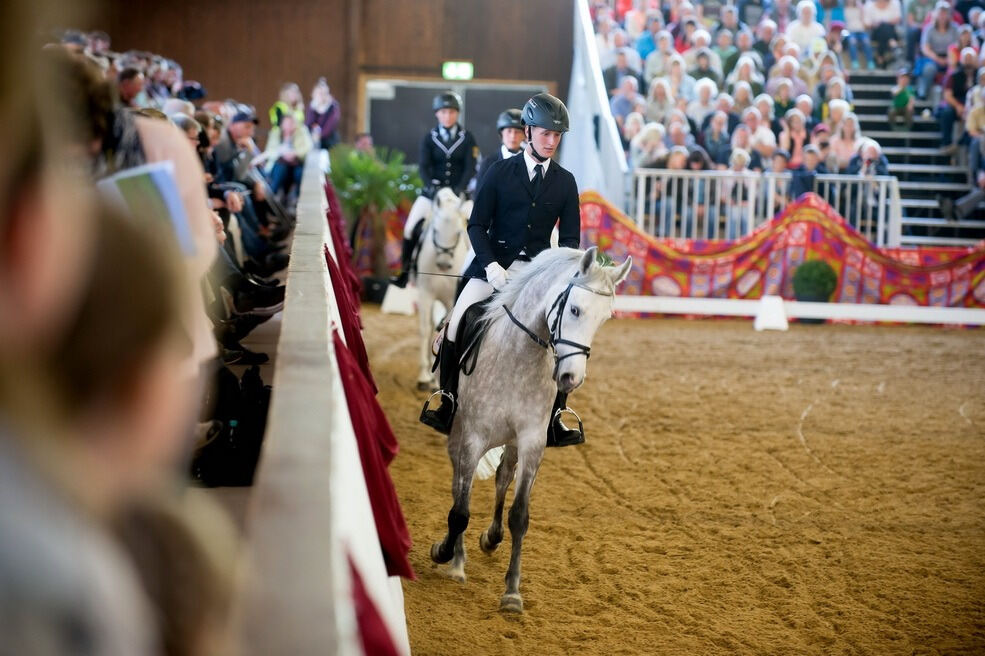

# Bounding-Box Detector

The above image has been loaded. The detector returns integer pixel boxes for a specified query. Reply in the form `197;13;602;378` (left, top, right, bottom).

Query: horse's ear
609;257;632;285
579;247;598;276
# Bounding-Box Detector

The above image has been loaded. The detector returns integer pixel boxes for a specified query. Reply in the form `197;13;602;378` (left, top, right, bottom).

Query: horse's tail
475;446;505;481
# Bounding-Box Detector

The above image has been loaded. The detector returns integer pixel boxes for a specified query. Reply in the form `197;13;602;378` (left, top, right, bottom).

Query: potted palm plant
329;145;421;289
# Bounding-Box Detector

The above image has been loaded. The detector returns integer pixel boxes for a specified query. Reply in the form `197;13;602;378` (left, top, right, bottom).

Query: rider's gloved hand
485;262;508;291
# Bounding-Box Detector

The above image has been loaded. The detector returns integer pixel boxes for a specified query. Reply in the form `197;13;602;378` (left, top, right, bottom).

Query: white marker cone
754;294;789;331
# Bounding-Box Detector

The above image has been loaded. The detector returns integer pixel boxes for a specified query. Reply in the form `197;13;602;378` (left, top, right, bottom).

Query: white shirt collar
501;144;521;159
523;148;551;181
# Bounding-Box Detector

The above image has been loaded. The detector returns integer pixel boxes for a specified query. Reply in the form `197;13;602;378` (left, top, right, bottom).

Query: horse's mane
480;248;587;326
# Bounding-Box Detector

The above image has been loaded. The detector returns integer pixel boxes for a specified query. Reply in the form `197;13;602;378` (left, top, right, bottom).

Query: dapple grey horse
429;246;631;613
414;187;470;390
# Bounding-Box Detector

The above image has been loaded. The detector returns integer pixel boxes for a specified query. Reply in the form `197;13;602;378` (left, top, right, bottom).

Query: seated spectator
703;110;734;167
611;76;647;127
754;20;779;63
825;97;852;132
700;92;742;133
622;111;647;154
846;137;891;175
644;30;677;83
754;93;781;133
947;24;980;70
602;29;644;71
306;77;341;150
963;87;985;167
945;124;985;219
811;122;833;159
795;94;818;131
906;0;938;63
767;56;809;96
916;4;959;99
118;67;146;108
845;0;877;68
691;49;723;85
743;105;778;158
771;148;794;205
727;56;765;96
865;0;905;67
667;54;698;101
790;143;829;197
830;112;864;170
262;113;313;201
773;78;797;117
714;28;739;69
688;78;719;125
779;108;810;168
637;15;667;61
739;0;770;26
731;124;766;169
605;48;647;96
666;115;697;149
647;78;677;123
764;35;788;74
889;67;917;129
354;131;375;153
726;28;764;77
819;79;853;123
938;46;980;150
268;82;305;127
596;16;618;63
715;5;749;34
685;30;724;77
630;121;670;168
674;16;701;53
800;38;834;86
624;0;649;41
725;148;755;237
825;20;849;61
771;0;799;33
732;80;756;112
786;0;827;51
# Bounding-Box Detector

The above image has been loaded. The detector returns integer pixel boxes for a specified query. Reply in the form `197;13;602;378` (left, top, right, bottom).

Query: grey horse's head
550;247;632;393
431;187;467;271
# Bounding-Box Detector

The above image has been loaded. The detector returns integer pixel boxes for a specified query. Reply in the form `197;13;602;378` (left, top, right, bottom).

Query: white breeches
403;195;433;239
446;259;527;342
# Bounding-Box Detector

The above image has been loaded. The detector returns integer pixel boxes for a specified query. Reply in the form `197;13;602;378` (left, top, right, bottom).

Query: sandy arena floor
362;306;985;655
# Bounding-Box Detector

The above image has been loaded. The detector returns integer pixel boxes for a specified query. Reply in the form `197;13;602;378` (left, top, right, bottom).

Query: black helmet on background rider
521;93;570;133
496;108;523;131
433;91;463;113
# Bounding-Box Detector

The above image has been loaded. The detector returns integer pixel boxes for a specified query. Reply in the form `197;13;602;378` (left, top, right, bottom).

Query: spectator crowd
593;0;985;221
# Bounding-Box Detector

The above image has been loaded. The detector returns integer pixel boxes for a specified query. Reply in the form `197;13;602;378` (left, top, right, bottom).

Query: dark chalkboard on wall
366;80;548;172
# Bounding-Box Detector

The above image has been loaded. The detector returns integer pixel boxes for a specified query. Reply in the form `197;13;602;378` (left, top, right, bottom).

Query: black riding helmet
496;108;523;131
521;93;570;133
433;91;462;112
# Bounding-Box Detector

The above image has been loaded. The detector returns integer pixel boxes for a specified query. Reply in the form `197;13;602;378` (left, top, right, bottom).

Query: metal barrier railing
632;169;903;247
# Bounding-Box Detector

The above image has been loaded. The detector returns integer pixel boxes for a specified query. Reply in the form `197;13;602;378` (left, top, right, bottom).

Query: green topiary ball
792;260;838;302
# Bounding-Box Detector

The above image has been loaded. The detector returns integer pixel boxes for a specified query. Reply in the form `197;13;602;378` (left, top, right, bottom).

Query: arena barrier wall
235;154;411;655
581;191;985;324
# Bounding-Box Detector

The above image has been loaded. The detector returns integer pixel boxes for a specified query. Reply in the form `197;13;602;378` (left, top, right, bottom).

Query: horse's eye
570;306;581;318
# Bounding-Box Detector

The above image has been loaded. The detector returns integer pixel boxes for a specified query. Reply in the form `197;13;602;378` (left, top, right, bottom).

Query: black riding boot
547;391;585;447
390;237;416;288
420;339;460;435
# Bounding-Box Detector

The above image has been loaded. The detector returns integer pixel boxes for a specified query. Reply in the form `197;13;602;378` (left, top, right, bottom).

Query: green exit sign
442;61;474;80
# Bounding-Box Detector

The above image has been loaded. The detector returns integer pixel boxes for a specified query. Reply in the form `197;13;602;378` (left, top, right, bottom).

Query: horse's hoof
443;566;466;584
430;542;453;564
479;530;500;555
499;593;523;613
416;380;432;392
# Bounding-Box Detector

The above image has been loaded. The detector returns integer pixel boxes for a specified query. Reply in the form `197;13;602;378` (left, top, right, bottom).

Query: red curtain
324;180;362;307
324;244;376;394
348;554;401;656
334;330;413;579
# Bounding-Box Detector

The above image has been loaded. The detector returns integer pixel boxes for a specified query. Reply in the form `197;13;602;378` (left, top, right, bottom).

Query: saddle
432;299;491;377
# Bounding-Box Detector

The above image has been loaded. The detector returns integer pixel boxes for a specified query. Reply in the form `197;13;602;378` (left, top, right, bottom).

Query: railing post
876;179;888;247
635;171;645;229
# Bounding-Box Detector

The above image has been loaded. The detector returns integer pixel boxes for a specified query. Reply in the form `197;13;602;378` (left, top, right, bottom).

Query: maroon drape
334;330;413;579
324;179;362;306
348;554;401;656
325;244;376;394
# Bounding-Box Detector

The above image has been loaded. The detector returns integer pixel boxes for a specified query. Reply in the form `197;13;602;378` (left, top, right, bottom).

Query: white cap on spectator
717;92;735;107
796;0;817;17
742;106;762;121
795;93;814;108
960;46;978;62
692;29;711;45
730;148;751;167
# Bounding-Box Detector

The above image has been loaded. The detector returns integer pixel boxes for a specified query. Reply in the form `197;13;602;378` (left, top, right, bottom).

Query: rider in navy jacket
392;91;478;288
475;108;524;189
421;93;586;448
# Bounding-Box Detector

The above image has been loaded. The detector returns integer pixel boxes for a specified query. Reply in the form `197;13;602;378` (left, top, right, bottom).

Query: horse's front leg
500;437;545;613
416;289;435;390
431;432;483;573
480;445;518;554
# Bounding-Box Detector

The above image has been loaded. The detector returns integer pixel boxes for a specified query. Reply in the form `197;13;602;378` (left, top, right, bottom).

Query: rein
503;279;613;379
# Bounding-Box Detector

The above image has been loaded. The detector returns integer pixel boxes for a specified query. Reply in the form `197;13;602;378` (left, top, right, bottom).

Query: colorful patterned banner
580;192;985;308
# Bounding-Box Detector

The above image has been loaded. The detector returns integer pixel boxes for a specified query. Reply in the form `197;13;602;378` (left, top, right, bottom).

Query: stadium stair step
899;234;983;246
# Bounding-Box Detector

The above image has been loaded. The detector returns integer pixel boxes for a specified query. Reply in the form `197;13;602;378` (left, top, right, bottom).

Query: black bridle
503;279;613;380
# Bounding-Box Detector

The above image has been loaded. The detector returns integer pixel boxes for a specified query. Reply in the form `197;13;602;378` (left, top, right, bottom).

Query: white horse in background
414;187;471;390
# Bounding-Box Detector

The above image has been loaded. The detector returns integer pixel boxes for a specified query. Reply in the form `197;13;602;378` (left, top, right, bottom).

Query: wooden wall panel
82;0;574;140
